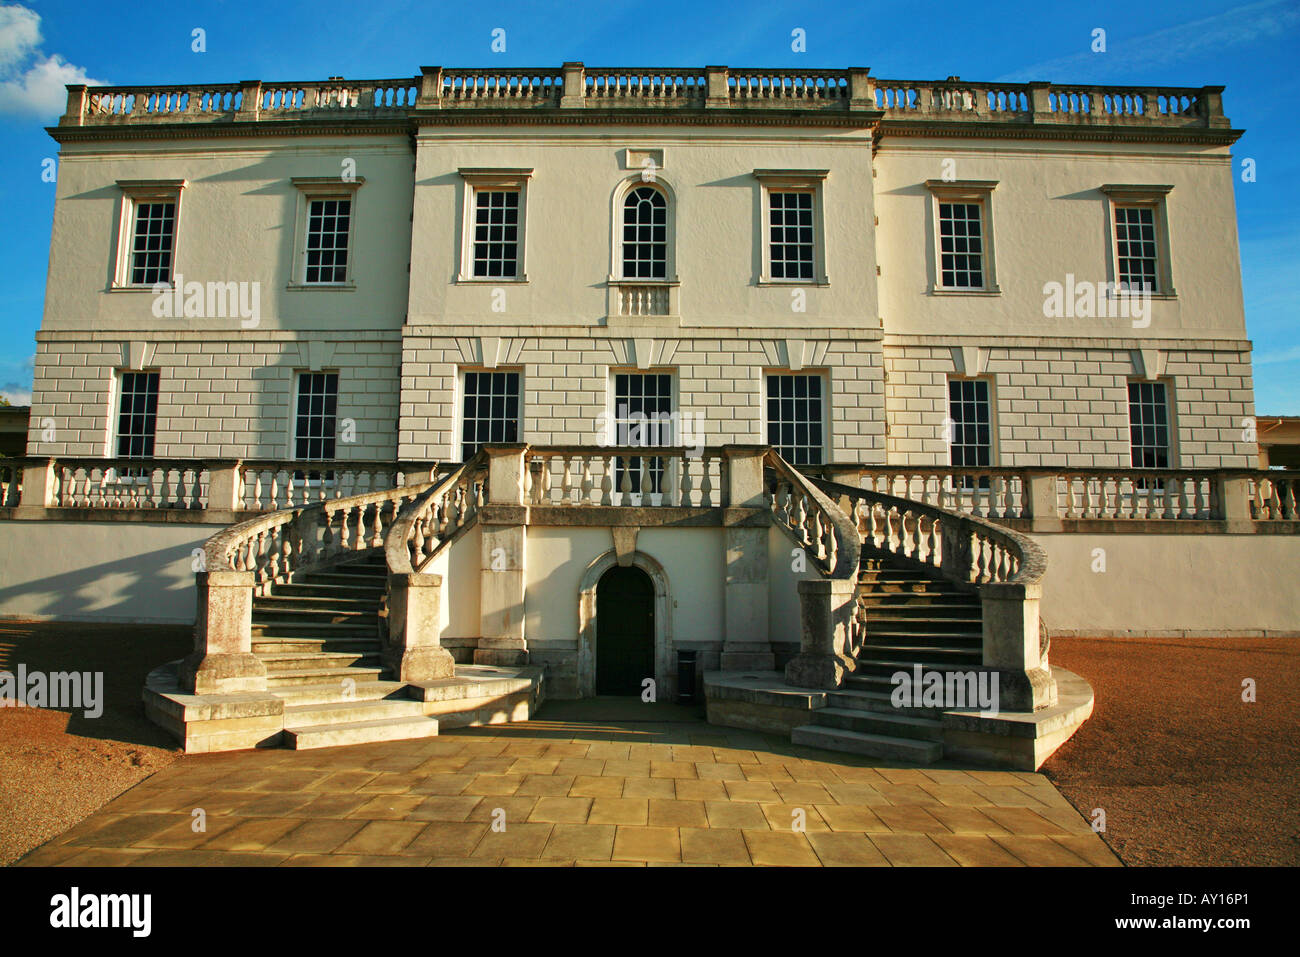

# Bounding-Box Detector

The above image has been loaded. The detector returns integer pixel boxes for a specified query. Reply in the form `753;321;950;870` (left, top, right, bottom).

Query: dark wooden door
596;565;655;695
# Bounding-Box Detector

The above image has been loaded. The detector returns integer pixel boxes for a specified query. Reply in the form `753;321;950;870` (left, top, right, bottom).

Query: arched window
621;185;667;279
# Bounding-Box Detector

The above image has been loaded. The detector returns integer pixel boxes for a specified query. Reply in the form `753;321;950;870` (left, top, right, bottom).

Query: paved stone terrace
16;709;1118;867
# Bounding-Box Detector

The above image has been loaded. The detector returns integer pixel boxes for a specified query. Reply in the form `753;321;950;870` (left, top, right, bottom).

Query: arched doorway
595;565;655;695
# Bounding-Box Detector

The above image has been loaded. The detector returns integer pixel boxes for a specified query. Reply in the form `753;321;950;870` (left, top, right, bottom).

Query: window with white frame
768;192;816;281
926;180;998;293
755;169;827;284
472;190;521;278
938;202;984;288
290;177;362;287
114;180;185;288
766;374;824;466
129;202;176;285
304;198;352;284
293;372;338;461
115;371;160;458
1102;184;1174;296
461;370;521;461
948;378;992;485
621;186;668;279
613;372;673;493
1114;206;1158;291
458;169;531;282
1128;380;1171;469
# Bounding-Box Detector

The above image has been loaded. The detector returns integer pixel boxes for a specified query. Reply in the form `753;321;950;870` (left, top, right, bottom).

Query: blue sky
0;0;1296;413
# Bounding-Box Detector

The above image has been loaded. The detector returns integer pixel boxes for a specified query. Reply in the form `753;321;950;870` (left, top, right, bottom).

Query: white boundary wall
0;521;222;623
1037;533;1300;636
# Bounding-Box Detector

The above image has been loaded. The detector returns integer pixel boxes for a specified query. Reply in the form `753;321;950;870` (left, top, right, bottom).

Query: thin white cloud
0;3;39;72
0;4;105;117
996;0;1300;82
0;53;104;116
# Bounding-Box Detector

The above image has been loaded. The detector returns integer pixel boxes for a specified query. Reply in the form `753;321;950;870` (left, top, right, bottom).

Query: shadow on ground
0;620;189;865
0;620;190;747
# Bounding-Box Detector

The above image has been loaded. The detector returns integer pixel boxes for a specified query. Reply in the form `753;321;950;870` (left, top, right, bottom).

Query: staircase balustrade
388;451;491;575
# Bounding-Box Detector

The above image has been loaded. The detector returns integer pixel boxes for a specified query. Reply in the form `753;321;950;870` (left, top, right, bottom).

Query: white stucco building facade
6;65;1293;761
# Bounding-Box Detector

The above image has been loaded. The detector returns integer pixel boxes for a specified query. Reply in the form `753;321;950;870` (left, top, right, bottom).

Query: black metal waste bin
677;650;698;704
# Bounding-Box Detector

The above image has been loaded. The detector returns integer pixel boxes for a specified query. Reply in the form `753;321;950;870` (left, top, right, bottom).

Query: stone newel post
386;570;455;682
721;445;775;670
180;570;266;694
785;578;858;688
1215;472;1253;533
476;444;530;666
1025;472;1062;532
17;457;57;512
980;581;1056;711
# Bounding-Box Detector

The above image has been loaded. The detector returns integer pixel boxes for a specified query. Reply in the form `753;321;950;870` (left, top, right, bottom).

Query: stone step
857;650;977;670
272;679;409;706
812;707;944;741
859;602;981;617
252;636;382;655
256;595;382;610
258;651;380;673
864;616;983;631
791;724;942;763
298;571;387;587
858;565;932;577
829;686;936;716
265;665;388;688
284;714;441;750
857;582;965;595
272;582;386;599
861;633;984;649
252;610;377;627
859;634;983;647
857;598;977;613
283;696;427;726
251;621;378;637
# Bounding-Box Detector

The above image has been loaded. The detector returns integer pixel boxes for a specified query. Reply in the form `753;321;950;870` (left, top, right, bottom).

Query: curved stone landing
144;660;545;753
704;665;1093;771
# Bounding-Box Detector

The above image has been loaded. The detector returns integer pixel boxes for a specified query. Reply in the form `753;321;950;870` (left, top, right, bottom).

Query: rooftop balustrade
54;64;1233;135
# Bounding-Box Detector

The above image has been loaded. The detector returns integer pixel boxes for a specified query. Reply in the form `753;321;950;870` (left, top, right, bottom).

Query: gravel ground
0;621;189;866
1043;636;1300;867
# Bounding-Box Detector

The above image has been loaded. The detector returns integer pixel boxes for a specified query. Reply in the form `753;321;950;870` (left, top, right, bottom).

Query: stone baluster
679;457;694;507
580;457;594;505
601;458;615;505
618;456;633;505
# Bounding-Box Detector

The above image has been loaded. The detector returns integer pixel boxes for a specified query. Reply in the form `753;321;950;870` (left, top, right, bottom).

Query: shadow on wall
0;538;198;624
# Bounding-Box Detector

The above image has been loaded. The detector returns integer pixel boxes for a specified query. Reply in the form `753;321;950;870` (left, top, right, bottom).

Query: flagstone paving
14;712;1119;867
